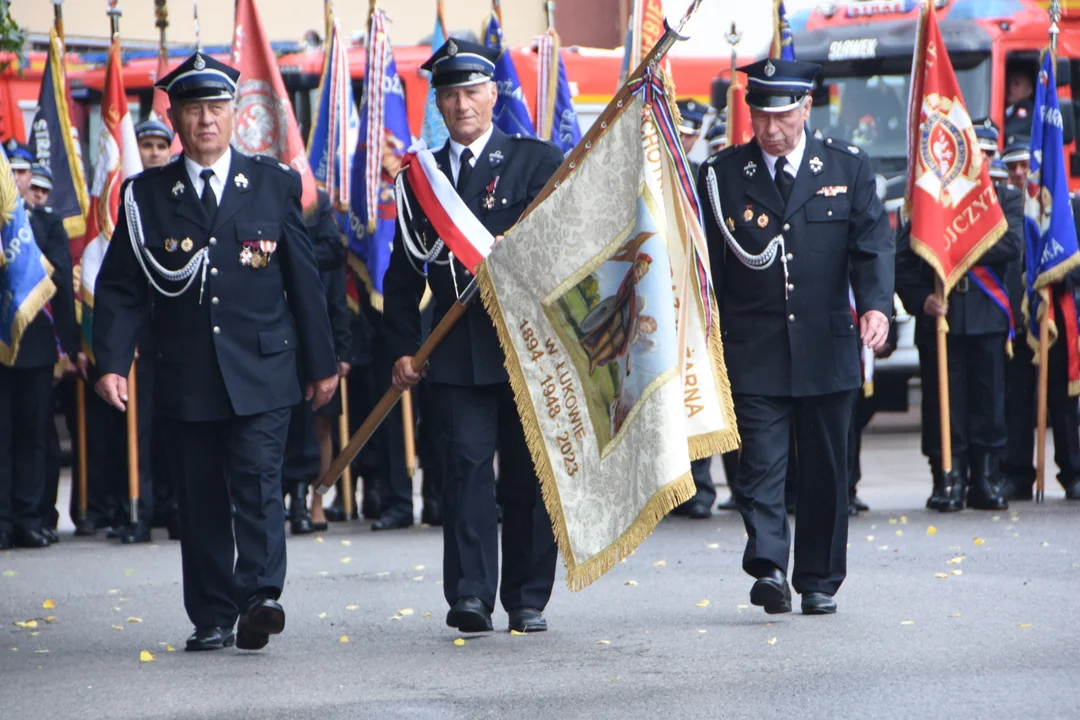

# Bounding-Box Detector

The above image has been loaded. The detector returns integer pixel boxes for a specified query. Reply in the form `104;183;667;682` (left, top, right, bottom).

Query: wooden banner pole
126;360;139;525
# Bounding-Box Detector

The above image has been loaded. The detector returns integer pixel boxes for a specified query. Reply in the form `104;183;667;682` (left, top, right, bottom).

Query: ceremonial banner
30;28;89;240
771;0;796;61
1023;50;1080;393
79;39;141;357
232;0;317;211
619;0;665;86
484;8;535;138
0;147;56;366
307;14;359;211
348;7;410;309
420;0;449;150
150;45;182;155
535;29;582;154
477;70;738;589
905;4;1007;293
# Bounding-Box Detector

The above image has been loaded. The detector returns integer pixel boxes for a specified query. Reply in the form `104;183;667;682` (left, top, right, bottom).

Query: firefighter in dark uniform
999;137;1080;501
92;53;338;652
384;40;563;634
894;120;1019;513
1004;65;1035;140
697;58;894;616
0;150;79;550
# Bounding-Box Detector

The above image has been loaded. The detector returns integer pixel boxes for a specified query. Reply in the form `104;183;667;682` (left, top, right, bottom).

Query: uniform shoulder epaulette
135;163;171;180
250;154;297;174
705;143;743;166
509;133;557;148
822;138;864;157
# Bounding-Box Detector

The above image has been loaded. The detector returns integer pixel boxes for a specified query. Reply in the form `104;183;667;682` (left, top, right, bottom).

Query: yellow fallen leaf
34;649;49;654
340;540;351;546
127;617;142;624
389;615;402;621
29;631;39;637
112;607;121;612
398;608;414;616
166;644;175;652
317;571;329;577
340;556;352;564
124;569;135;576
412;576;424;581
653;560;666;567
453;638;466;646
889;518;898;525
595;640;611;645
2;570;16;577
317;612;327;619
934;573;948;579
315;536;324;543
624;580;638;587
345;604;359;611
139;650;154;662
950;569;963;576
1040;541;1050;547
865;535;875;542
895;530;904;537
991;516;1001;522
44;616;55;623
14;620;38;629
698;629;708;633
111;625;124;631
900;516;908;524
339;635;349;643
414;565;426;571
767;637;777;645
949;613;962;618
706;543;719;549
696;599;710;608
108;589;119;595
927;526;937;535
421;612;432;619
1018;623;1032;629
900;620;915;626
974;538;985;546
510;629;526;636
947;556;965;564
42;599;55;610
736;604;750;610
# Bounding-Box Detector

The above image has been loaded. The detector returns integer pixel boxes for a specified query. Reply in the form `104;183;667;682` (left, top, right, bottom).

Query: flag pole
126;360;139;525
402;389;417;477
154;1;168;64
1034;0;1062;504
316;2;702;493
337;376;353;518
52;0;64;37
935;278;953;475
545;0;555;31
192;0;201;54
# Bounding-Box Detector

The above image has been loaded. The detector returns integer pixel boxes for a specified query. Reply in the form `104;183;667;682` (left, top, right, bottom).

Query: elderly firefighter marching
897;2;1017;515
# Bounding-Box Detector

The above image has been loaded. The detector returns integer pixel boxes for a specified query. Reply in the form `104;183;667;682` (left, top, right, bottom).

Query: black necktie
774;156;794;206
456;149;473;194
200;168;218;219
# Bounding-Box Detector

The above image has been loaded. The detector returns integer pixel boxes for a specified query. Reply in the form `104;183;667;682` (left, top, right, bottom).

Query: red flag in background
725;80;753;147
905;3;1006;293
231;0;317;211
150;51;183;155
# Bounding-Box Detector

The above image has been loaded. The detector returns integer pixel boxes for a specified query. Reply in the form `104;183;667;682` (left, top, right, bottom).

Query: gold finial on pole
725;22;741;84
1049;0;1061;56
545;1;555;31
192;0;201;53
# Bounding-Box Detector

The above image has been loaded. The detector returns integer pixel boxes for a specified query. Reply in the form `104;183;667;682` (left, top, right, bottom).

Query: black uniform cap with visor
421;38;498;90
738;58;820;113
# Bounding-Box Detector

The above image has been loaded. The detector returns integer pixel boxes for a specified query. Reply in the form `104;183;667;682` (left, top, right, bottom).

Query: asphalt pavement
2;421;1079;720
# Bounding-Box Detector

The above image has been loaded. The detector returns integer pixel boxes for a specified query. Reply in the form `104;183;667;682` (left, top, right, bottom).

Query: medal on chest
482;177;499;212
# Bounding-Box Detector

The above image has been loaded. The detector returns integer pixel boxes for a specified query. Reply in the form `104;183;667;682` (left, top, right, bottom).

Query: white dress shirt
448;124;494;186
760;130;807;181
184;147;233;204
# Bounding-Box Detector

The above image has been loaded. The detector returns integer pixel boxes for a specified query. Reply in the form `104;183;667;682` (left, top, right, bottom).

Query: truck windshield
810;57;992;160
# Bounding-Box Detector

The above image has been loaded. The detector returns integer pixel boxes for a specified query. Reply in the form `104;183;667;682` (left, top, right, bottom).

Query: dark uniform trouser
283;399;319;498
431;382;557;613
1003;323;1080;487
164;408;290;628
847;393;874;495
86;356;155;525
689;458;716;505
0;366;54;535
917;333;1007;461
732;390;856;596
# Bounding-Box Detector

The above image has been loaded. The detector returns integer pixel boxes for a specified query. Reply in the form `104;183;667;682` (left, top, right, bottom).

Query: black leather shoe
372;514;412;531
851;496;870;512
1065;482;1080;501
236;597;285;650
120;523;151;544
0;532;13;550
105;526;123;540
166;515;182;541
310;521;329;532
324;504;346;522
14;528;50;548
41;528;60;544
290;517;315;535
801;592;837;615
715;495;737;510
685;500;712;519
999;477;1034;501
421;501;442;526
446;597;493;633
185;626;236;651
847;503;860;516
508;607;547;633
74;519;97;537
967;453;1008;511
749;569;792;614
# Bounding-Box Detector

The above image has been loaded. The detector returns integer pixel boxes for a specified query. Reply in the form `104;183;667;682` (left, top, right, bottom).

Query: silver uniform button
783;223;791;232
213;326;221;335
210;267;219;277
788;314;795;322
787;283;795;292
211;297;219;305
786;253;794;261
209;237;217;246
827;210;833;217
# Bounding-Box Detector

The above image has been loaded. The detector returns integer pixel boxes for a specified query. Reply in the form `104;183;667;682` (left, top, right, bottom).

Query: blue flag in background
1024;51;1080;310
421;4;449;150
776;1;797;61
0;147;56;365
307;19;359;210
484;14;535;137
550;53;581;153
348;26;411;307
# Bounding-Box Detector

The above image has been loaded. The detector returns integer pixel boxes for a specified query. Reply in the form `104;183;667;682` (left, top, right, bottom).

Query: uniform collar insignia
172;181;185;197
488;149;504;167
743;160;757;179
234;173;249;189
848;145;860;154
809;156;823;175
